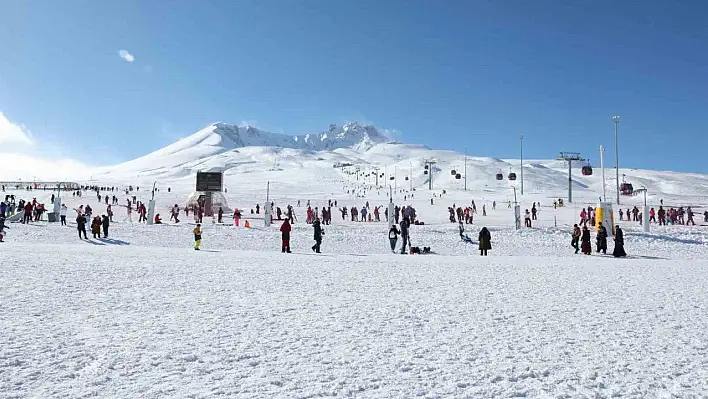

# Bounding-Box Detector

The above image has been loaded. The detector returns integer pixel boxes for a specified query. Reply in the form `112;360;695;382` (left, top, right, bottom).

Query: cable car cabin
455;174;462;179
508;173;517;181
581;165;593;176
424;170;429;175
389;176;395;180
496;173;504;181
405;176;409;181
450;170;456;175
424;165;429;170
620;182;634;195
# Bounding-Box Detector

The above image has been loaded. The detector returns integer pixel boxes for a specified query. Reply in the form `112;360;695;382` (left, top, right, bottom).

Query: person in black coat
311;218;323;253
76;214;88;239
596;222;608;254
612;225;627;257
101;215;110;238
399;217;410;254
478;227;491;256
580;226;592;255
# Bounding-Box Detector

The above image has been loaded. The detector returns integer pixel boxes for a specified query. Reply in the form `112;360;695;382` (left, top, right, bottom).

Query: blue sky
1;0;707;172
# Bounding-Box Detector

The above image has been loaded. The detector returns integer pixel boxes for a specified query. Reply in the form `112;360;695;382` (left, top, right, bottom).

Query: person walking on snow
193;224;202;250
399;217;411;254
612;225;627;257
389;224;400;253
571;224;581;254
686;207;695;226
91;216;101;238
311;218;323;253
280;218;292;253
76;213;88;239
478;227;491;256
596;222;608;255
60;204;68;226
580;226;592;255
101;215;110;238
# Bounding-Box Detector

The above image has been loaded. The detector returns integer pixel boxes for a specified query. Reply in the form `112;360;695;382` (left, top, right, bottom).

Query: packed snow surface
3;121;708;398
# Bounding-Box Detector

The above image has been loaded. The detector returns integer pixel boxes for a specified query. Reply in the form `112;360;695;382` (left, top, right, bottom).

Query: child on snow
193;224;202;250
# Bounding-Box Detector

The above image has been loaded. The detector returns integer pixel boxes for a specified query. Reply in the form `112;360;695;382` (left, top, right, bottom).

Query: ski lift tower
424;159;437;190
556;152;585;203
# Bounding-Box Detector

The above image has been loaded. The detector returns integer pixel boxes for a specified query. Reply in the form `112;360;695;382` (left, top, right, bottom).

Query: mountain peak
198;121;389;152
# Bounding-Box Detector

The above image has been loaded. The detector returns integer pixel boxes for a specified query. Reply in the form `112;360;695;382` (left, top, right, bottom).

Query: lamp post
464;148;467;191
613;116;620;205
599;145;606;202
520;133;524;195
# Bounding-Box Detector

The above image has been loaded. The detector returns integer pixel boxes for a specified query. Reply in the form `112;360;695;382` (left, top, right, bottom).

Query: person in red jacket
280;218;292;253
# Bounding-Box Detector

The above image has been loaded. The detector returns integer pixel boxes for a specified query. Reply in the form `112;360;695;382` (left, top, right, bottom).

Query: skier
311;218;323;253
400;217;410;255
389;224;400;253
571;224;581;254
478;227;491;256
612;225;627;257
649;208;656;223
531;204;537;220
596;222;608;255
154;214;162;224
580;226;592;255
193;224;202;250
76;213;88;239
280;218;292;253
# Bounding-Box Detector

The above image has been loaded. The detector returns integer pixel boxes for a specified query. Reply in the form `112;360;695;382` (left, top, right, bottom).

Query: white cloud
0;112;33;146
0;112;90;181
118;49;135;63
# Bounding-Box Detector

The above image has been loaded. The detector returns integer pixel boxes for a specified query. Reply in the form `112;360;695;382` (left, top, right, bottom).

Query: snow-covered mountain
27;120;707;204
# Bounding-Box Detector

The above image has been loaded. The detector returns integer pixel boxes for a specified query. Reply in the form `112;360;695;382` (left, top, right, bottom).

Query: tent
185;191;232;215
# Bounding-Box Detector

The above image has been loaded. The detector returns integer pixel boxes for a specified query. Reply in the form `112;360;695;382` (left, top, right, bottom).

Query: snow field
2;244;708;398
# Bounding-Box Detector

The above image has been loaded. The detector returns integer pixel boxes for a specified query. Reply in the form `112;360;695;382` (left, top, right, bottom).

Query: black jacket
614;227;624;245
313;221;322;241
389;226;400;239
76;215;87;228
400;219;409;237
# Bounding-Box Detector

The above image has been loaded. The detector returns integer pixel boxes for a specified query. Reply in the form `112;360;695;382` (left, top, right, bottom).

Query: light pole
520;133;524;195
613;116;620;205
464;148;467;191
599;145;606;202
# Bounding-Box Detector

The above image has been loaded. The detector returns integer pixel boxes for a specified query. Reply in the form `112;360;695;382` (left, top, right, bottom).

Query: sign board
196;172;223;192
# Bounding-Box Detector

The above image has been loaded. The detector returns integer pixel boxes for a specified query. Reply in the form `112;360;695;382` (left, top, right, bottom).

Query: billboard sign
196;172;223;192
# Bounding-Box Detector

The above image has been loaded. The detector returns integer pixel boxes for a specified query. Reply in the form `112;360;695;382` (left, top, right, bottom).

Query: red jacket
280;221;291;234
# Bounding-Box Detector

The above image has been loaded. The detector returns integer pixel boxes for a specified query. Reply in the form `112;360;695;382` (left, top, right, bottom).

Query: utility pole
520;133;524;195
613;116;620;205
599;145;606;202
373;167;380;187
464;148;467;191
557;152;584;203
